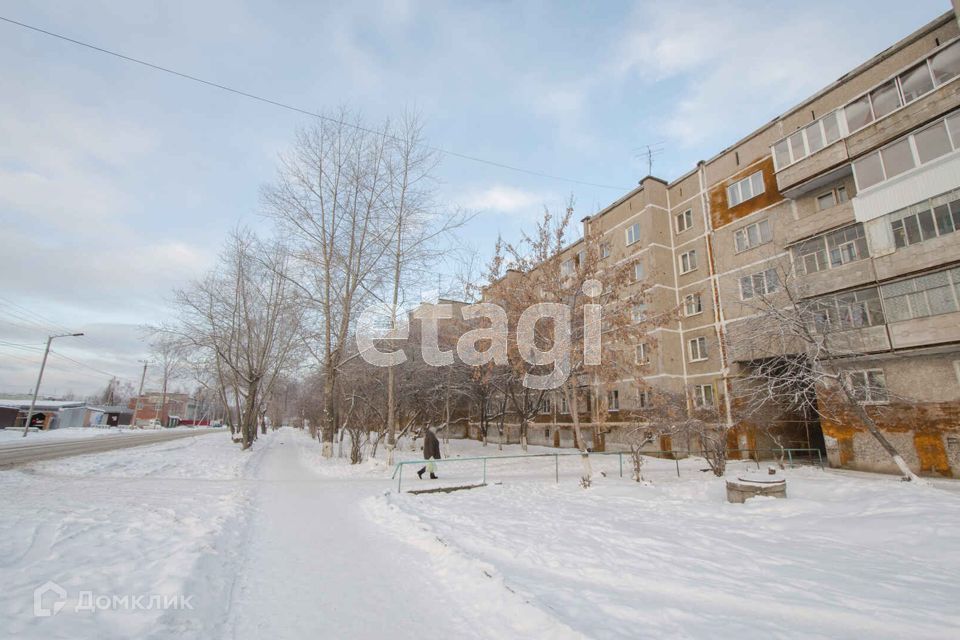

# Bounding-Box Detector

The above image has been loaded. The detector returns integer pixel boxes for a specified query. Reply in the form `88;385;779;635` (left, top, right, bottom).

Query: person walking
417;427;441;479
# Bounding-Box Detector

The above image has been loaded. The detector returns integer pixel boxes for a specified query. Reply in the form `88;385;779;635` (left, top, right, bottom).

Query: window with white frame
846;369;888;404
675;209;692;233
890;190;960;249
600;242;611;259
734;219;772;253
679;250;698;274
692;383;715;408
607;389;620;412
626;222;641;246
688;336;708;362
853;111;960;191
880;266;960;322
559;394;569;414
635;343;648;364
816;186;848;211
561;258;575;277
811;287;885;332
792;223;868;276
844;40;960;135
774;40;960;171
634;262;645;282
726;171;765;207
684;293;703;316
773;111;845;169
739;268;780;300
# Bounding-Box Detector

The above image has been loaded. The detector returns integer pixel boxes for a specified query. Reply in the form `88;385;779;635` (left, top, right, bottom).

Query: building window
773;111;844;169
929;39;960;86
726;171;765;207
607;389;620;412
634;262;645;282
853;110;960;191
561;258;575;277
631;304;647;324
559;394;569;414
890;191;960;249
635;343;648;364
816;186;847;211
637;389;652;409
846;369;888;404
539;396;552;414
688;336;708;362
626;222;641;246
880;266;960;322
692;384;715;408
679;250;698;274
739;268;779;300
733;219;772;253
844;40;960;135
811;287;885;332
793;224;869;276
600;242;611;259
684;293;703;316
675;209;692;233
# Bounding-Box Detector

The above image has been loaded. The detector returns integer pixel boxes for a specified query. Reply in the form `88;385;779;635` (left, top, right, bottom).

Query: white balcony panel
853;153;960;223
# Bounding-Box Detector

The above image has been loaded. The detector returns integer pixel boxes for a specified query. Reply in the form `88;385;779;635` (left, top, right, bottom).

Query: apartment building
482;10;960;476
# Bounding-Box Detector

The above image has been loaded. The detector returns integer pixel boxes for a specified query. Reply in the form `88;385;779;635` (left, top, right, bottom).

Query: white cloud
614;2;864;148
462;185;552;214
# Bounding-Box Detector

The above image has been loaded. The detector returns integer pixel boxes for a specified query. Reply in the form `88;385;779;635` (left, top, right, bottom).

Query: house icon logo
33;581;67;617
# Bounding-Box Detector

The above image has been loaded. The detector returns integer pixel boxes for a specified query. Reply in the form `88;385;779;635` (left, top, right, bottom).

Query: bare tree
380;112;470;465
169;229;302;449
262;110;399;458
483;200;663;486
149;335;184;428
729;260;923;482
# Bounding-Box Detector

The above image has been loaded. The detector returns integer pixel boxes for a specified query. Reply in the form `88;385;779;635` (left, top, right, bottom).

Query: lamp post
22;332;84;437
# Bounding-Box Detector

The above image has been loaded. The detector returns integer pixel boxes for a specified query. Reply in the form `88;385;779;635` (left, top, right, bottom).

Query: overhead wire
0;15;633;192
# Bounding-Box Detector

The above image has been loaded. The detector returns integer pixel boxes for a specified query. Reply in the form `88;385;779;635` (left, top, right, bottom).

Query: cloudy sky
0;0;950;396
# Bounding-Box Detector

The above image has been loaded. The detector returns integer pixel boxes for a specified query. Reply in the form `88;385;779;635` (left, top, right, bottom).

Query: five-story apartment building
492;9;960;477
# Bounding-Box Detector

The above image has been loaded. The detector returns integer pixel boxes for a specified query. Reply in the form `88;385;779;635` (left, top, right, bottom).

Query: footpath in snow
3;426;960;639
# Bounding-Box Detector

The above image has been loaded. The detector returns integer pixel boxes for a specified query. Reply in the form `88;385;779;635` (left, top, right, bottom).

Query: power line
49;349;124;380
0;295;76;334
0;15;632;192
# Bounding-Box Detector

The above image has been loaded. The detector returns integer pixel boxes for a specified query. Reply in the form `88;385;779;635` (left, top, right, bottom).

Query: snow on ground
3;427;959;639
374;439;960;639
0;430;254;639
0;425;210;443
0;426;127;442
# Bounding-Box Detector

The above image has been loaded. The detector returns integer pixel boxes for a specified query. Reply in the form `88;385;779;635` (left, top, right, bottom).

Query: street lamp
22;333;84;437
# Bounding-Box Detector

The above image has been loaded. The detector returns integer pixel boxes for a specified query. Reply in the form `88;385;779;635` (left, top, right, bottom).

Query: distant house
128;392;190;427
0;400;87;430
85;405;134;428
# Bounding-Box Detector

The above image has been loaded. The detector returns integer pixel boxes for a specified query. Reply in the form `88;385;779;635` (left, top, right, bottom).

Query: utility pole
22;333;84;437
131;360;148;429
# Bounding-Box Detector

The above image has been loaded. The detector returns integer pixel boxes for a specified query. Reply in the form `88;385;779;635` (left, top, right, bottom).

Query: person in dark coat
417;427;441;479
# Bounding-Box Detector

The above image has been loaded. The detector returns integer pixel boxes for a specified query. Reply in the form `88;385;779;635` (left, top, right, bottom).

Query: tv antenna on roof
634;142;666;177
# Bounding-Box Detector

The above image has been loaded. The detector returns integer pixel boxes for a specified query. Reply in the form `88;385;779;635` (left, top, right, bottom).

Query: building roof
0;400;86;410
